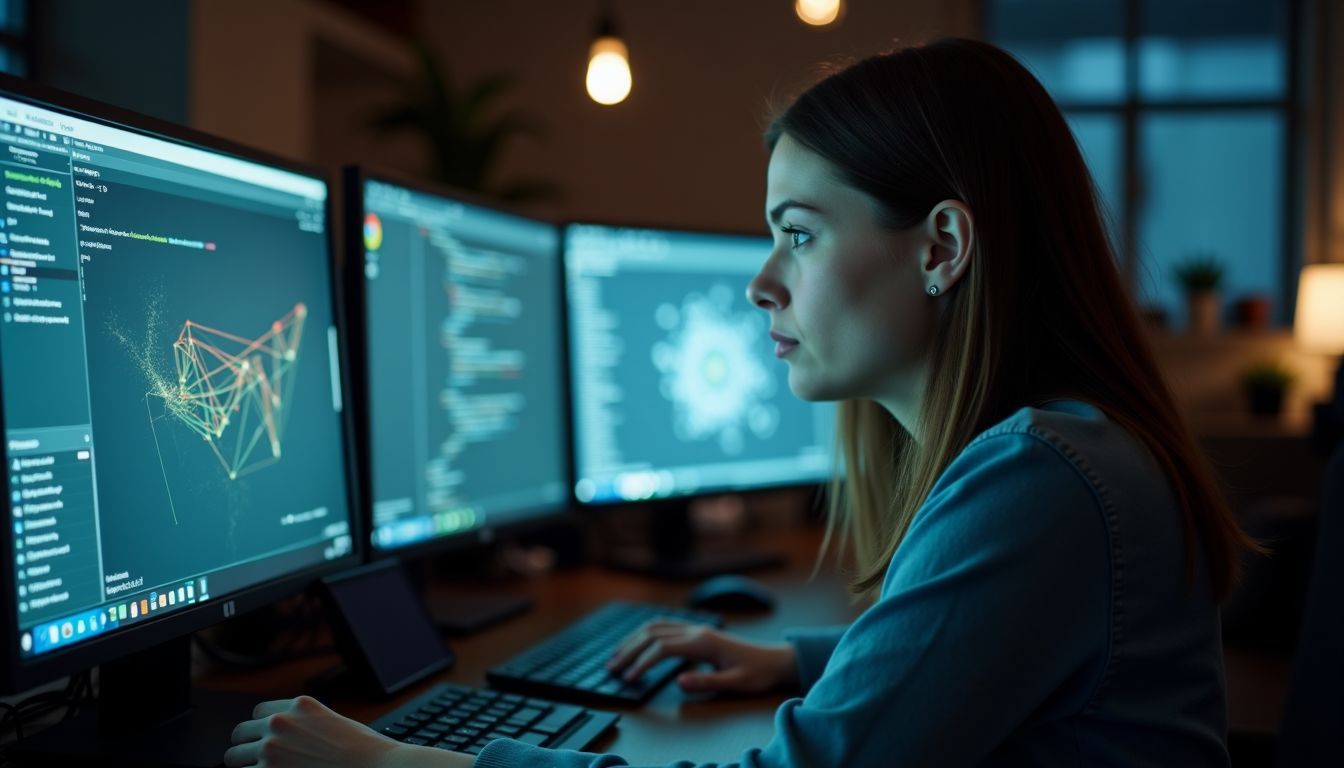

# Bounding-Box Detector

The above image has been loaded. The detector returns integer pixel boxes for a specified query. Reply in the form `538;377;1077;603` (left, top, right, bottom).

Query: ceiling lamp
795;0;843;27
586;4;631;105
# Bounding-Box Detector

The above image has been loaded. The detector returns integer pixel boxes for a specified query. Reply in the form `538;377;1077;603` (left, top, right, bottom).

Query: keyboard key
516;732;550;747
532;705;584;735
512;707;545;724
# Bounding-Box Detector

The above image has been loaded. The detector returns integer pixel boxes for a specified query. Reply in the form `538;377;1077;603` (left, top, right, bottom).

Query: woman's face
747;135;938;406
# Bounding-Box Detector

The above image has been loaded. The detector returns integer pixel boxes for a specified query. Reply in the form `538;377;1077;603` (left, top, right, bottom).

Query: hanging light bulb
586;5;631;106
795;0;842;27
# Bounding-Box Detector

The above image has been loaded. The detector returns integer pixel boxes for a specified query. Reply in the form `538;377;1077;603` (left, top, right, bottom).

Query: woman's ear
920;200;974;297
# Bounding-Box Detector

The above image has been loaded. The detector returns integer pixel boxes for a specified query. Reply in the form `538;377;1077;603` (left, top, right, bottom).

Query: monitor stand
9;635;259;767
604;496;787;581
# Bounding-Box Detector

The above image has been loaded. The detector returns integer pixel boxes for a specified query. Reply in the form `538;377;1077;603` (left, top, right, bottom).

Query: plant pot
1186;290;1220;335
1246;386;1285;418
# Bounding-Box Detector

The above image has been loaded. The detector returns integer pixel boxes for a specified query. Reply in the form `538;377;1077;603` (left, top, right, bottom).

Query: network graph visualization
151;303;307;487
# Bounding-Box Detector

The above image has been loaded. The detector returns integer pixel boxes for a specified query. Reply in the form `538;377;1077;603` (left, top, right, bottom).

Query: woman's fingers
222;739;262;767
606;620;690;672
252;698;296;719
230;716;268;746
620;628;712;681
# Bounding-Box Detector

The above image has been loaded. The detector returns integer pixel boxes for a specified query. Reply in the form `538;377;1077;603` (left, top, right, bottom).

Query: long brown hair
768;38;1254;601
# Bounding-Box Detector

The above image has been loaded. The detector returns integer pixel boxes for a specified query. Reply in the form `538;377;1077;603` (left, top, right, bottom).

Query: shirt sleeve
782;626;848;694
474;432;1111;768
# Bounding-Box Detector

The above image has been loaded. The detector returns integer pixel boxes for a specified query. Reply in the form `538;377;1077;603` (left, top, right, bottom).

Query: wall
412;0;976;231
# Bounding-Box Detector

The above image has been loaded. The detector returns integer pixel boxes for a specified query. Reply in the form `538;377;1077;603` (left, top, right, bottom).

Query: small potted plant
1174;253;1225;335
1240;360;1296;418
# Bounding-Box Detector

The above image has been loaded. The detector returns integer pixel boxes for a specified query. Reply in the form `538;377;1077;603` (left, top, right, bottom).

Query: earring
927;285;939;296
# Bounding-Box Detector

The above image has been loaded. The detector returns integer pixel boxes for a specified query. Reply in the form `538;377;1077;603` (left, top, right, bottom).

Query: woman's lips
770;331;799;358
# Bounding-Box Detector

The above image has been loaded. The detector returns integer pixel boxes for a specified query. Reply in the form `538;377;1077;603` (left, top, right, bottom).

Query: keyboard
371;682;618;756
486;600;722;706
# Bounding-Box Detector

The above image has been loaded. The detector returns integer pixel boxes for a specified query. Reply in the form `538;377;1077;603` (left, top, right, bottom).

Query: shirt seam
966;421;1123;717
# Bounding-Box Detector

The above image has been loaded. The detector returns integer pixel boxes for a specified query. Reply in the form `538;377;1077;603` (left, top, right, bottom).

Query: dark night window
986;0;1297;328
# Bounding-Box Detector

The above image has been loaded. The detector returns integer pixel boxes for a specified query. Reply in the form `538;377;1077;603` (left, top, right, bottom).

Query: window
986;0;1297;328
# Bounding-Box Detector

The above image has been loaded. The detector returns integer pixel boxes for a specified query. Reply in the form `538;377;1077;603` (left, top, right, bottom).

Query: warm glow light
1294;264;1344;354
795;0;842;26
586;36;632;105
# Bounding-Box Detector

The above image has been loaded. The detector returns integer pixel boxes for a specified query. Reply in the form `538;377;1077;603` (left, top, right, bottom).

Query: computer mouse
685;574;776;612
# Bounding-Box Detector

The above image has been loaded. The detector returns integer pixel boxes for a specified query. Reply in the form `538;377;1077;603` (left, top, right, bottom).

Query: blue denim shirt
474;401;1229;767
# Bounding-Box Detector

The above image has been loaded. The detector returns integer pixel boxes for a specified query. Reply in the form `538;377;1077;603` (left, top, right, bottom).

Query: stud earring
928;285;939;296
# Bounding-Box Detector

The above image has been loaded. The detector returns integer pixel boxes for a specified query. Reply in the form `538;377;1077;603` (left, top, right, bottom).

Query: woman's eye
783;228;811;249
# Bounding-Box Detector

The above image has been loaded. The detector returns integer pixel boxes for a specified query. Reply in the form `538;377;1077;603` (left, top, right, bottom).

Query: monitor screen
0;90;353;664
565;224;835;504
359;178;567;553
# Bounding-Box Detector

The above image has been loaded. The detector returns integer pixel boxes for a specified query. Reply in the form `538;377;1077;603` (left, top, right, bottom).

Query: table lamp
1294;263;1344;450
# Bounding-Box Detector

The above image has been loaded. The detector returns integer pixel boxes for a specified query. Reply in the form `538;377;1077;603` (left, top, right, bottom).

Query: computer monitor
564;223;835;577
344;169;568;627
0;75;358;764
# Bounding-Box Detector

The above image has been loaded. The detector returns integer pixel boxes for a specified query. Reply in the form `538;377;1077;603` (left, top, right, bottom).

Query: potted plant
370;43;560;203
1240;360;1296;418
1174;253;1225;335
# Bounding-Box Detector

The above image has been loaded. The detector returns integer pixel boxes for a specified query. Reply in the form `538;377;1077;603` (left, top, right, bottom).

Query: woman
225;38;1250;767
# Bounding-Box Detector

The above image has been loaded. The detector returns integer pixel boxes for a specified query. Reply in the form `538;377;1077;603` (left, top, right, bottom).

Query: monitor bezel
559;220;836;508
0;73;365;693
342;165;575;564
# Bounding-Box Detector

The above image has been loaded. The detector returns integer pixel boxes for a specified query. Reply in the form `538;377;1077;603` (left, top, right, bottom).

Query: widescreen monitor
564;223;835;506
0;75;358;763
348;170;568;559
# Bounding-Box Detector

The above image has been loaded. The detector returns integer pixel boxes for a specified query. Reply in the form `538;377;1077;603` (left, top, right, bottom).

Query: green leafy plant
371;43;560;203
1174;253;1225;293
1240;360;1297;392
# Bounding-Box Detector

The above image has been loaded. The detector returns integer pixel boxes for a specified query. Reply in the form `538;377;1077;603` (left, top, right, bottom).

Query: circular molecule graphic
651;284;779;455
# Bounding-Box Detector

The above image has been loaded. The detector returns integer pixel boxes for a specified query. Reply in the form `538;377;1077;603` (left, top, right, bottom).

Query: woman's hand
607;620;799;695
224;695;472;768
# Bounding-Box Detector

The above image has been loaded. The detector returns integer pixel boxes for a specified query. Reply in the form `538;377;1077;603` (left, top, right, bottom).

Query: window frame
982;0;1303;325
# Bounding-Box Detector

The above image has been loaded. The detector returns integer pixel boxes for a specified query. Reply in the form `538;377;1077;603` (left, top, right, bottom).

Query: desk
197;523;1283;762
199;527;863;765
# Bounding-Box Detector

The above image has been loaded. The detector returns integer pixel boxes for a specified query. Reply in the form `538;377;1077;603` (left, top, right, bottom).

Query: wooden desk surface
199;527;863;764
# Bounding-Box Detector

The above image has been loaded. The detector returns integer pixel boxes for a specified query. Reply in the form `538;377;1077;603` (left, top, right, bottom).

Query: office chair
1272;442;1344;765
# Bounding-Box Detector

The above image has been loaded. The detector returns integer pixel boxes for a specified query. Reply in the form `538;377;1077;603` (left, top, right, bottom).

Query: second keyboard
486;601;722;706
